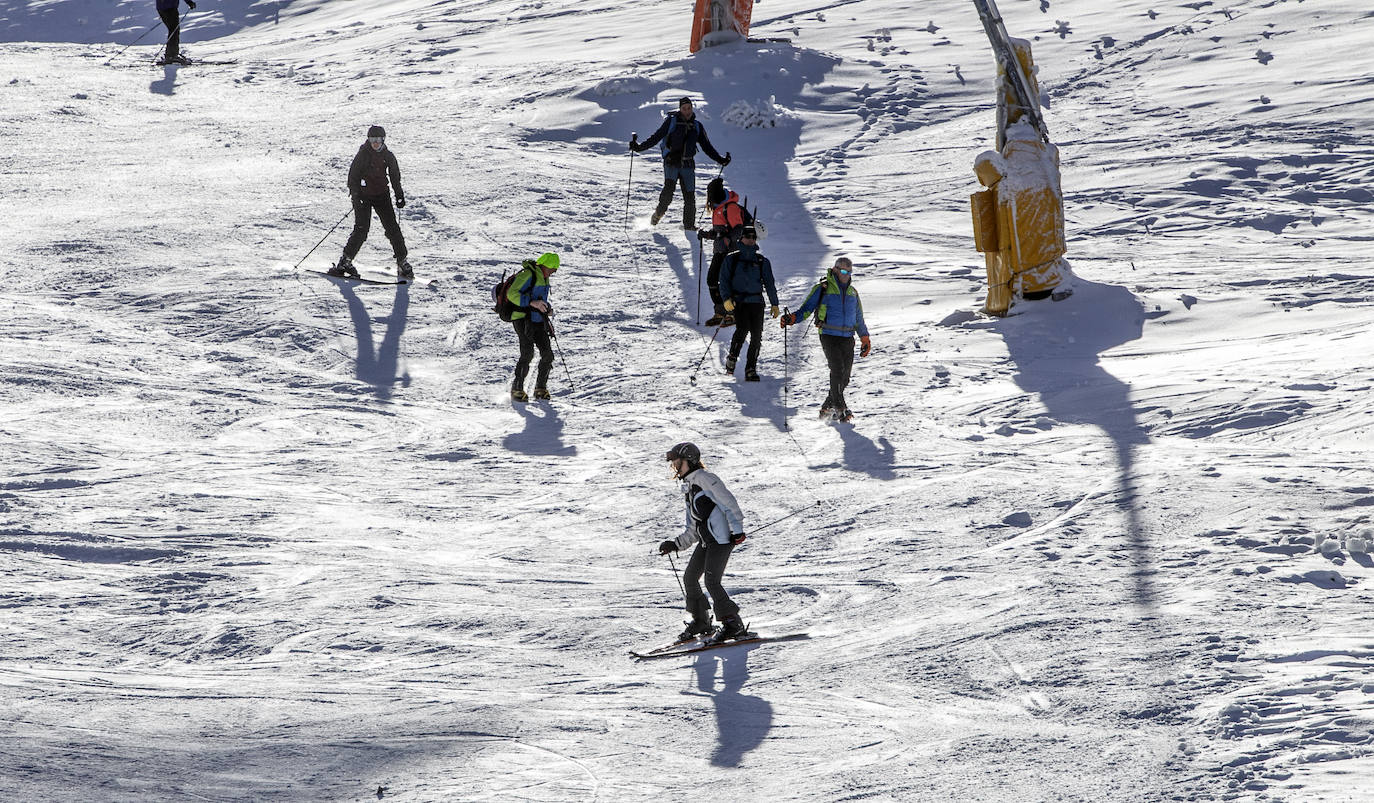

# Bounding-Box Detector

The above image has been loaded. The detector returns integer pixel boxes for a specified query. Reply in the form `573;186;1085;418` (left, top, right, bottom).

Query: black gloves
629;136;641;152
780;312;795;327
721;152;731;167
658;540;679;556
396;196;406;208
696;228;712;242
186;0;196;8
730;532;746;545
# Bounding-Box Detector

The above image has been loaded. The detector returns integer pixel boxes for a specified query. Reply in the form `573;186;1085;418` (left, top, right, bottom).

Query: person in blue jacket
719;225;779;382
505;253;561;402
629;97;731;230
156;0;196;65
780;257;873;421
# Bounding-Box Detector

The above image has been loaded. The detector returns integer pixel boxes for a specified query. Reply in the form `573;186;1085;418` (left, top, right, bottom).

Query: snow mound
721;95;793;129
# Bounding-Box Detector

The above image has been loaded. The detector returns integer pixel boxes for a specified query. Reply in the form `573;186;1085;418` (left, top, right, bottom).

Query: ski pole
782;306;790;431
548;320;575;390
666;551;687;604
688;317;727;385
750;500;822;537
104;18;163;64
292;206;353;271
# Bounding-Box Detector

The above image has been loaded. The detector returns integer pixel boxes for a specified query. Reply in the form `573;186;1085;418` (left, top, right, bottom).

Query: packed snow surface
2;0;1372;800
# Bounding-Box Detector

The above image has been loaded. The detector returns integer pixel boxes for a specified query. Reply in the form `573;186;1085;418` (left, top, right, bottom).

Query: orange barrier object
690;0;755;53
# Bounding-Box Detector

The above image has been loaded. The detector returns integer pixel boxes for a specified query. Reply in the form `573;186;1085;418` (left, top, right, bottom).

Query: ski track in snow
2;0;1372;800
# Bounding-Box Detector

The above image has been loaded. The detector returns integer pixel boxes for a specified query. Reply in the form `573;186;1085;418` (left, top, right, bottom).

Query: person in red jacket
330;125;412;280
697;178;747;327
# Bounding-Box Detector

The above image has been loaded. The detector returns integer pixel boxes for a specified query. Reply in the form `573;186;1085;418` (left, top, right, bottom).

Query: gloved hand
723;298;736;313
696;228;712;241
860;335;872;357
395;196;406;208
730;532;747;545
658;540;679;555
770;306;779;319
628;137;640;152
186;0;197;8
721;152;732;167
779;313;793;328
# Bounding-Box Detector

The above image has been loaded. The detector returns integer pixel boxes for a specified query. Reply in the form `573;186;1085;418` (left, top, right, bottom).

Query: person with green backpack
780;257;872;421
506;252;561;402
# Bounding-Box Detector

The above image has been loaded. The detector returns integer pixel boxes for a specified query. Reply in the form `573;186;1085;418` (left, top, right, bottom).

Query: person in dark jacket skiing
780;257;872;421
658;442;749;644
329;125;412;280
156;0;196;66
719;225;779;381
629;97;731;230
506;252;561;402
697;177;748;327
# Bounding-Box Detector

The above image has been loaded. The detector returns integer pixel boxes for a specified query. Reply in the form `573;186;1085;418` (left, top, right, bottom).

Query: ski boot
720;315;734;328
327;254;359;279
744;369;760;382
397;256;414;280
677;618;714;643
511;389;529;403
819;405;835;421
707;615;748;644
724;356;737;374
838;408;854;422
650;208;666;226
704;314;724;327
533;387;551;401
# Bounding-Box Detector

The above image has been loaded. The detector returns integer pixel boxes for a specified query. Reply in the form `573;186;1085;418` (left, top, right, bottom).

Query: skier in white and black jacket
658;442;749;643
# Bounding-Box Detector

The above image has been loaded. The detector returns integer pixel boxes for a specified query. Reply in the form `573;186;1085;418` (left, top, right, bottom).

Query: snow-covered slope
2;0;1371;800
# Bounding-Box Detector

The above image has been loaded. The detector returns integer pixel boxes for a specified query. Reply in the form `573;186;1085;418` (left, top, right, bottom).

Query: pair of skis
305;265;426;286
630;630;809;661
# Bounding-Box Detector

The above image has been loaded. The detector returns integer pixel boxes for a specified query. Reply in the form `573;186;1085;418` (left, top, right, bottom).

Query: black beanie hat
706;178;726;206
367;125;386;138
678;97;692;108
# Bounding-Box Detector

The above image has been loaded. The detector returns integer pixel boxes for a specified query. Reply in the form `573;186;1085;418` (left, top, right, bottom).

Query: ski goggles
368;136;384;145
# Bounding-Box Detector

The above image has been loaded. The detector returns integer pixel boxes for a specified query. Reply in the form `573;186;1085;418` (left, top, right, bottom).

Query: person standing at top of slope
156;0;196;66
697;177;749;328
780;257;872;422
329;125;412;280
506;252;561;403
719;225;779;382
658;442;750;644
629;97;731;231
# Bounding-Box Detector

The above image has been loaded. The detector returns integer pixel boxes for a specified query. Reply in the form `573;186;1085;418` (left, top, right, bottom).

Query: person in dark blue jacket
156;0;196;65
780;257;873;421
629;98;731;230
719;225;779;382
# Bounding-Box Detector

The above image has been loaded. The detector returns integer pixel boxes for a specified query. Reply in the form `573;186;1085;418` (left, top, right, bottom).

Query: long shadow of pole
991;279;1155;608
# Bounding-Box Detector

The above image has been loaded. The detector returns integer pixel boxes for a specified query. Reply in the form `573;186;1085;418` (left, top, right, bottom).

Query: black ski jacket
636;112;726;167
348;143;404;200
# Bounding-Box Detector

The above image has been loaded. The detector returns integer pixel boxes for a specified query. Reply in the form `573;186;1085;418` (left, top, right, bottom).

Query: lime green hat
536;252;560;271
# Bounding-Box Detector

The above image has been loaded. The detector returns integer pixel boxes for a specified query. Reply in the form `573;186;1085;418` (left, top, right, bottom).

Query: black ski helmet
666;442;701;464
367;125;386;138
706;178;726;207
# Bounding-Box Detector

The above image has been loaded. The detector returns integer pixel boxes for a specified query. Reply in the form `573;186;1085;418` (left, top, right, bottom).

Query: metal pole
688;318;726;385
667;552;687;604
103;18;162;65
696;237;704;325
292;207;353;271
782;306;790;430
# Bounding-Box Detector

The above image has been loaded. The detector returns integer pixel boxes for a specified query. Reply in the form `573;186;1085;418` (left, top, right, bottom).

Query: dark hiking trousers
159;7;181;61
656;161;697;228
728;302;766;371
707;249;727;317
683;540;738;623
344;195;407;262
819;333;856;411
512;317;554;392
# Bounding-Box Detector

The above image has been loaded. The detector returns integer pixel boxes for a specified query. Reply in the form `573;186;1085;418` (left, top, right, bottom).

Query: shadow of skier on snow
336;281;411;401
689;646;773;768
149;65;178;96
834;423;897;480
503;402;577;457
986;276;1154;609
